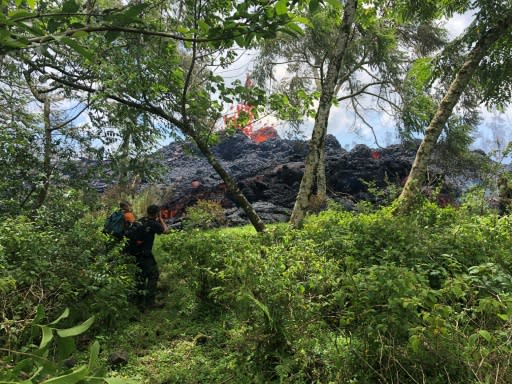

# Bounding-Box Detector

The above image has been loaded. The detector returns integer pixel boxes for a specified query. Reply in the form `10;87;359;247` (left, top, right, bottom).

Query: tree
7;0;309;232
395;1;512;212
288;0;358;227
255;0;446;227
0;55;96;215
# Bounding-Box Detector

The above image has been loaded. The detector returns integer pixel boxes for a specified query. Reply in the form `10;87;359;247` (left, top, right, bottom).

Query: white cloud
444;11;475;39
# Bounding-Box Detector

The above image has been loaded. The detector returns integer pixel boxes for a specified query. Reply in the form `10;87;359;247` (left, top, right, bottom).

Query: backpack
103;210;126;238
125;220;148;246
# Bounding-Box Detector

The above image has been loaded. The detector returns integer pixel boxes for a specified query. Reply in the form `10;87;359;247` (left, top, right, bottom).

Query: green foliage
0;193;137;349
0;306;137;384
147;204;512;383
183;200;226;229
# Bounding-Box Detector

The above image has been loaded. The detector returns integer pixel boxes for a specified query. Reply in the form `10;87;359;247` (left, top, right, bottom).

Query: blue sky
218;11;512;158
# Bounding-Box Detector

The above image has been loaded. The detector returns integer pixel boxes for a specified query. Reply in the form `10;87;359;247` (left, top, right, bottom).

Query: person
104;200;137;245
126;204;169;310
120;200;136;227
498;175;512;216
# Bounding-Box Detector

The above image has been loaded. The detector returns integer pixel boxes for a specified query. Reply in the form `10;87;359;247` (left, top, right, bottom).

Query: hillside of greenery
2;189;512;384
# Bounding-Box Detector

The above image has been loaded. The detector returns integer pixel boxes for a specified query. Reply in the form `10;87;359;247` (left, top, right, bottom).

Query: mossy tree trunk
290;0;357;228
395;15;512;213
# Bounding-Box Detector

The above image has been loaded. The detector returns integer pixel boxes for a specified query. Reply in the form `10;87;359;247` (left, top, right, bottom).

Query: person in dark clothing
128;204;169;310
498;175;512;216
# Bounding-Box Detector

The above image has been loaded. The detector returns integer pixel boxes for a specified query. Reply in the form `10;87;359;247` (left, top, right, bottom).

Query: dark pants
135;254;160;307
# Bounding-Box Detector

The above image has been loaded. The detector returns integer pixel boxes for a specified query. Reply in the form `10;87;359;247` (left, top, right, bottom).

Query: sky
217;11;512;158
50;8;512;160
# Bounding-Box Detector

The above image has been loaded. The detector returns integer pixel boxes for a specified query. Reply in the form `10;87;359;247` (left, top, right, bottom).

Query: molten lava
224;103;277;143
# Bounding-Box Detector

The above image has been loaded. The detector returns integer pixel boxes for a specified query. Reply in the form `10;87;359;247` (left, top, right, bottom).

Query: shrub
0;210;137;349
0;306;137;383
182;199;226;229
156;203;512;383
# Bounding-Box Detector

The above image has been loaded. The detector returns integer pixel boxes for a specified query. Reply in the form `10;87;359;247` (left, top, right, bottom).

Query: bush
0;202;137;349
155;203;512;383
182;200;226;229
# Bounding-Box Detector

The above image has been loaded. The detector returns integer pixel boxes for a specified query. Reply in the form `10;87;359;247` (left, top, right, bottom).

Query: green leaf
309;0;320;13
56;336;77;361
72;31;88;39
34;305;45;324
478;329;492;342
8;10;33;19
88;341;100;371
47;19;61;34
276;0;288;16
291;15;312;27
408;334;421;352
325;0;341;9
56;316;94;338
49;308;70;325
112;3;150;26
40;365;88;384
197;20;209;33
62;0;80;13
282;22;304;36
39;325;54;349
123;3;150;20
59;37;95;61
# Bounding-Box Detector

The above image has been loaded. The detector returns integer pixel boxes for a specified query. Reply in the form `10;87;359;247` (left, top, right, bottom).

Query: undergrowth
103;203;512;383
2;202;512;383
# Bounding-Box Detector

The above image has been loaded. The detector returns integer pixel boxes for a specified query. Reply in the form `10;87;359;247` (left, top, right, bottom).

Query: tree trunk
395;16;512;213
33;98;52;210
24;73;53;210
194;137;266;233
290;0;357;228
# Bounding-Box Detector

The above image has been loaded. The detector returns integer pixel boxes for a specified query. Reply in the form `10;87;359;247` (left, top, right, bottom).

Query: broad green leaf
325;0;341;9
49;308;70;325
72;31;88;39
291;15;313;27
104;30;121;43
88;341;100;371
40;365;88;384
47;19;62;34
39;325;54;349
122;3;150;20
408;334;421;352
34;304;45;324
276;0;288;16
56;335;77;361
478;329;492;342
27;0;36;8
62;0;80;13
59;37;95;61
283;22;304;36
56;316;94;338
198;20;209;33
113;3;150;26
